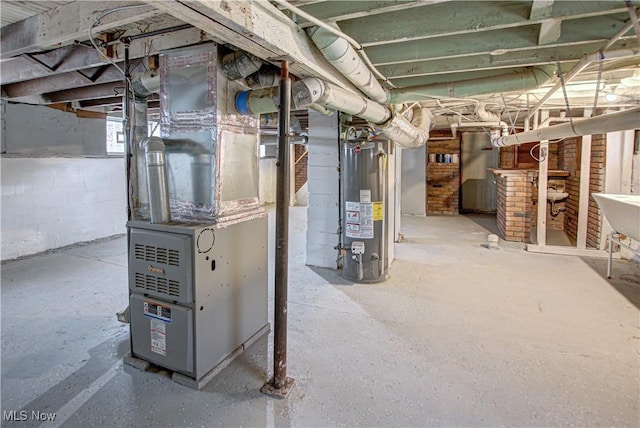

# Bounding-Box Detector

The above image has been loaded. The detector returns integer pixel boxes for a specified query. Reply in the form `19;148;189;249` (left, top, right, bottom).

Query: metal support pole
262;60;295;398
124;44;133;221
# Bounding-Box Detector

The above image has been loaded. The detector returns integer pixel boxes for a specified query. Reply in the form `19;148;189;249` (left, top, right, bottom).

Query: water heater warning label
143;301;172;323
346;201;374;239
150;319;166;356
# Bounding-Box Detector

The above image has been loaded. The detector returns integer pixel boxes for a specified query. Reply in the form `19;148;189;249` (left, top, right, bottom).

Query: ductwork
491;107;640;147
246;65;280;89
308;27;389;104
236;77;435;148
388;65;556;103
141;137;171;224
236;78;390;123
131;69;160;98
221;50;263;80
375;107;434;148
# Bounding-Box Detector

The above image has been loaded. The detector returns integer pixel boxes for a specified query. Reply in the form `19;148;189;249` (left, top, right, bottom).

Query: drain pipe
492;107;640;147
525;48;640;121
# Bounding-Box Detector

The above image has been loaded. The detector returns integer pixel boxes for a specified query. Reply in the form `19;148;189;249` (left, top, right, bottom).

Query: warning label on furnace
150;319;166;356
346;201;374;239
143;301;172;323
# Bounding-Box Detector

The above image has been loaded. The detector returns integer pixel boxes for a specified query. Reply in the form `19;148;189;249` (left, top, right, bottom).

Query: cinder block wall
427;139;460;215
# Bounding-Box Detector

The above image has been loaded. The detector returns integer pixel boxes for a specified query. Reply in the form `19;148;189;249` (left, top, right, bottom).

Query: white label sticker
150;319;166;356
345;200;374;239
346;201;360;211
360;189;371;203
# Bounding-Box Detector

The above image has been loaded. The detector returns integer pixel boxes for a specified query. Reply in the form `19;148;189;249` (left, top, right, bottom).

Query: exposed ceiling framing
1;0;638;127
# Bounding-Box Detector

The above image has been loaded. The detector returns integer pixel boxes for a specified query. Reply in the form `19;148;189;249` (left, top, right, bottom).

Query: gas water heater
341;140;389;283
124;44;268;389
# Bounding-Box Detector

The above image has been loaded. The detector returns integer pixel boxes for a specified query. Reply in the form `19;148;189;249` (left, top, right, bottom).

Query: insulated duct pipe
491;107;640;147
308;27;389;104
236;78;433;148
525;48;640;121
236;78;390;123
221;50;263;80
388;65;556;103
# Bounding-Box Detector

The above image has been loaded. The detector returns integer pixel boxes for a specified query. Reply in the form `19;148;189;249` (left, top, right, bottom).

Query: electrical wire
88;4;154;219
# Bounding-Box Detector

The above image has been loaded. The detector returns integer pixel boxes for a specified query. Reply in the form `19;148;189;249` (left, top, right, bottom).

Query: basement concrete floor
2;208;639;427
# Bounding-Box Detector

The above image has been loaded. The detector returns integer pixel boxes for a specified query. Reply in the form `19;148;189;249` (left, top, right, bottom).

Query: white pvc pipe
492;107;640;147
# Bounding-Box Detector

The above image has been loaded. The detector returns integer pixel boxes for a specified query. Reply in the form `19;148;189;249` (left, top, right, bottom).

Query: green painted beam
292;0;429;27
378;39;635;78
338;1;629;46
365;12;632;65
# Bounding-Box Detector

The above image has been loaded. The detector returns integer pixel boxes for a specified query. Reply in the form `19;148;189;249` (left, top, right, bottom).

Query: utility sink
547;188;569;202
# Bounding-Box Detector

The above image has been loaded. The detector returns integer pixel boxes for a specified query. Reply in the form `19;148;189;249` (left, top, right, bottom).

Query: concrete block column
306;111;340;268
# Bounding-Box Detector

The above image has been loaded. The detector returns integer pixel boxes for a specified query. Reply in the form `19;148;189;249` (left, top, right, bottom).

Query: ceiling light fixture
605;93;618;102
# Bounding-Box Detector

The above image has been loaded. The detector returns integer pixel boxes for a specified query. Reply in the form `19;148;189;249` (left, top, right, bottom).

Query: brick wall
427;139;460;215
587;134;606;248
294;144;308;192
559;135;605;248
496;172;533;242
499;143;558;169
499;146;515;168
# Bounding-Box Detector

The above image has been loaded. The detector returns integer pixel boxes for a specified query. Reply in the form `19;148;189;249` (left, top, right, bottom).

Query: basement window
106;118;161;155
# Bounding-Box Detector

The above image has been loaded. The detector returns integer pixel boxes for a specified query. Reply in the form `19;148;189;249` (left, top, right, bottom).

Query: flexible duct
491;107;640;147
308;27;389;104
375;107;434;148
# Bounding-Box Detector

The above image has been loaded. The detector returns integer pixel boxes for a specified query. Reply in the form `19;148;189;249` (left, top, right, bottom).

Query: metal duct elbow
235;81;313;115
308;27;389;104
142;137;171;224
222;51;263;80
376;107;434;149
246;65;279;88
131;69;160;98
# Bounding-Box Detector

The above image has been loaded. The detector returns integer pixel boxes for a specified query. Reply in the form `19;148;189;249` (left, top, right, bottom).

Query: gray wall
4;102;107;156
1;103;126;260
400;145;426;216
